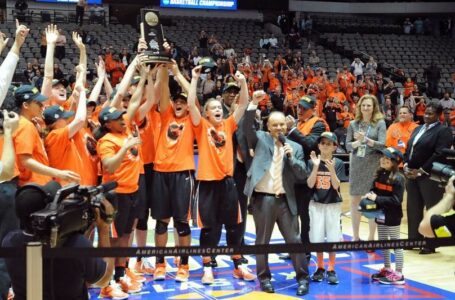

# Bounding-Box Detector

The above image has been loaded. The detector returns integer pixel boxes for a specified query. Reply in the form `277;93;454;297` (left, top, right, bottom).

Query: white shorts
309;200;342;243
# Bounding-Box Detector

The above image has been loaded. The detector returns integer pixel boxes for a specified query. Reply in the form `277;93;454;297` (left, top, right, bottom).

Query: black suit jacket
404;122;453;173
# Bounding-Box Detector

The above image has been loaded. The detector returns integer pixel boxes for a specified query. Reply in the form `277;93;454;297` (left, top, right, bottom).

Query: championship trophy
140;9;171;66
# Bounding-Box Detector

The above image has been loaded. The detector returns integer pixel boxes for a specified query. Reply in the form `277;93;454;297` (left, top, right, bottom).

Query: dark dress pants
251;194;308;282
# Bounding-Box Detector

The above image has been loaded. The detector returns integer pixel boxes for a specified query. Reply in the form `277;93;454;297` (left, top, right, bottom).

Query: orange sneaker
201;266;214;285
233;265;256;281
126;267;146;283
175;264;190;282
134;260;155;275
153;262;166;281
117;276;142;293
99;283;129;299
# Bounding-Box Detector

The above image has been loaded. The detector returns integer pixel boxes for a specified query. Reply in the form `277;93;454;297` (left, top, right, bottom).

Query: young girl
362;147;406;285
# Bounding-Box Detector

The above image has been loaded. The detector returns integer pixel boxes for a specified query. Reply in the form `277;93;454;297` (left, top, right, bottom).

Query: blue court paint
89;230;455;299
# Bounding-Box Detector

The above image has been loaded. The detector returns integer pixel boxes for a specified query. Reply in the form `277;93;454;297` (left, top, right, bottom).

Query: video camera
430;149;455;187
31;181;117;248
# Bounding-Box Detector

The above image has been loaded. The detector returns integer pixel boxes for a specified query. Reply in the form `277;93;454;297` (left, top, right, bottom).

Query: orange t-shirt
154;105;195;172
261;66;271;83
0;136;20;179
194;116;237;181
385;121;419;154
14;117;52;186
97;121;142;194
45;126;84;186
74;128;99;186
415;102;426;117
404;81;414;98
139;107;161;165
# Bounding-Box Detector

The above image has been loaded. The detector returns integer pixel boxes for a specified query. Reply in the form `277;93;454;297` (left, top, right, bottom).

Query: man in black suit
244;96;310;296
404;100;452;254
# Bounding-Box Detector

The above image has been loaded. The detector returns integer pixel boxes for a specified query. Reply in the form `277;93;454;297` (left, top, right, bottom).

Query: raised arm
89;58;106;103
157;64;170;113
188;66;203;126
232;71;249;123
170;59;190;93
109;54;140;109
68;77;87;138
0;20;29;107
41;24;59;99
138;67;158;122
0;111;19;181
126;63;149;121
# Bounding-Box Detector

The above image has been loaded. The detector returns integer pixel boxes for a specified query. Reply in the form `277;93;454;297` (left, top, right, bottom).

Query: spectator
75;0;87;26
89;4;104;24
55;29;66;60
385;106;418;155
201;72;216;104
439;91;455;111
199;30;208;56
365;57;377;76
31;68;44;88
269;34;278;48
287;28;300;50
23;62;35;83
53;63;64;80
106;54;126;87
414;17;424;35
224;42;236;58
403;18;413;34
304;15;313;36
351;58;364;81
382;96;396;127
40;30;46;58
423;61;441;98
308;50;320;68
260;34;270;49
119;47;132;66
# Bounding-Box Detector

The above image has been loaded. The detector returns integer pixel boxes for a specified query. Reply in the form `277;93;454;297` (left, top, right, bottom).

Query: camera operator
0;111;20;300
2;181;115;300
419;176;455;238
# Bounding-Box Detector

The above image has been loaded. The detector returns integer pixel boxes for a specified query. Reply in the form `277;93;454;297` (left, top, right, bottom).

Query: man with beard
151;63;197;282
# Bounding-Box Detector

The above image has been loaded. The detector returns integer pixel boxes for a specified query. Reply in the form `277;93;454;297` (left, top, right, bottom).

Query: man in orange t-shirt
385;106;418;155
188;66;255;284
13;85;80;186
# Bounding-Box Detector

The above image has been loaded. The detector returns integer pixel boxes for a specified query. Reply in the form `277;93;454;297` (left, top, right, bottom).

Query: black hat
14;85;48;105
223;82;240;93
379;147;404;163
358;198;384;219
43;105;75;125
99;106;125;124
317;131;338;145
298;95;316;110
52;78;69;88
172;92;188;102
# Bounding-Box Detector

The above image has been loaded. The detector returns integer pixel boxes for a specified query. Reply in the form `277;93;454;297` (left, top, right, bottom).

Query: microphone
278;133;291;158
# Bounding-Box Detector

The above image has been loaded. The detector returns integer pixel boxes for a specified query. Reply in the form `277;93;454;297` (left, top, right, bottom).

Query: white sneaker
201;267;214;285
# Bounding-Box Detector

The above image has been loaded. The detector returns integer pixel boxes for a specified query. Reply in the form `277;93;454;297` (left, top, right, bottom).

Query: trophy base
143;53;171;66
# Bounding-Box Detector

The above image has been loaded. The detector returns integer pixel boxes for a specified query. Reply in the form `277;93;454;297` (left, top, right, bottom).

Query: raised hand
234;70;246;83
310;150;321;167
45;24;59;44
72;31;85;50
96;57;106;78
140;63;151;78
169;59;179;76
252;90;266;105
124;136;142;150
137;37;147;53
192;65;202;78
14;19;30;49
2;110;19;133
0;31;8;51
325;158;336;173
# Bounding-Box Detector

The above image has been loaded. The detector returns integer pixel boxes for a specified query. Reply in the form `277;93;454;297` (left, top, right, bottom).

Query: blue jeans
0;180;18;299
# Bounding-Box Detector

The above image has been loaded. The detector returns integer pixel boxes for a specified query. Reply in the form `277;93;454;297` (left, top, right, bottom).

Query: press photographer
2;181;115;300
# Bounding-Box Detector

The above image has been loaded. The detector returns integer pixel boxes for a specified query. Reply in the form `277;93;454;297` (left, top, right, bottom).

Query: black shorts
136;174;148;220
111;192;139;238
151;170;194;221
195;177;241;228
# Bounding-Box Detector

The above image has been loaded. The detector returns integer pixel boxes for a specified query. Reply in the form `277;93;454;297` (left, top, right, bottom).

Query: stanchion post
26;242;43;300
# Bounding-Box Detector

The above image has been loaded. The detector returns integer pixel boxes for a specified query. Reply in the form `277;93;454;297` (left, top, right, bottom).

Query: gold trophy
140;9;171;66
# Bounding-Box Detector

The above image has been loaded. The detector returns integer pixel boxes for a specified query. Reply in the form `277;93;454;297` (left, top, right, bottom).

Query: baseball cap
173;92;188;102
223;82;240;93
298;95;316;110
99;106;125;124
52;78;69;88
317;131;338;145
14;85;48;105
379;147;404;163
358;198;384;219
198;57;217;73
43;105;75;125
